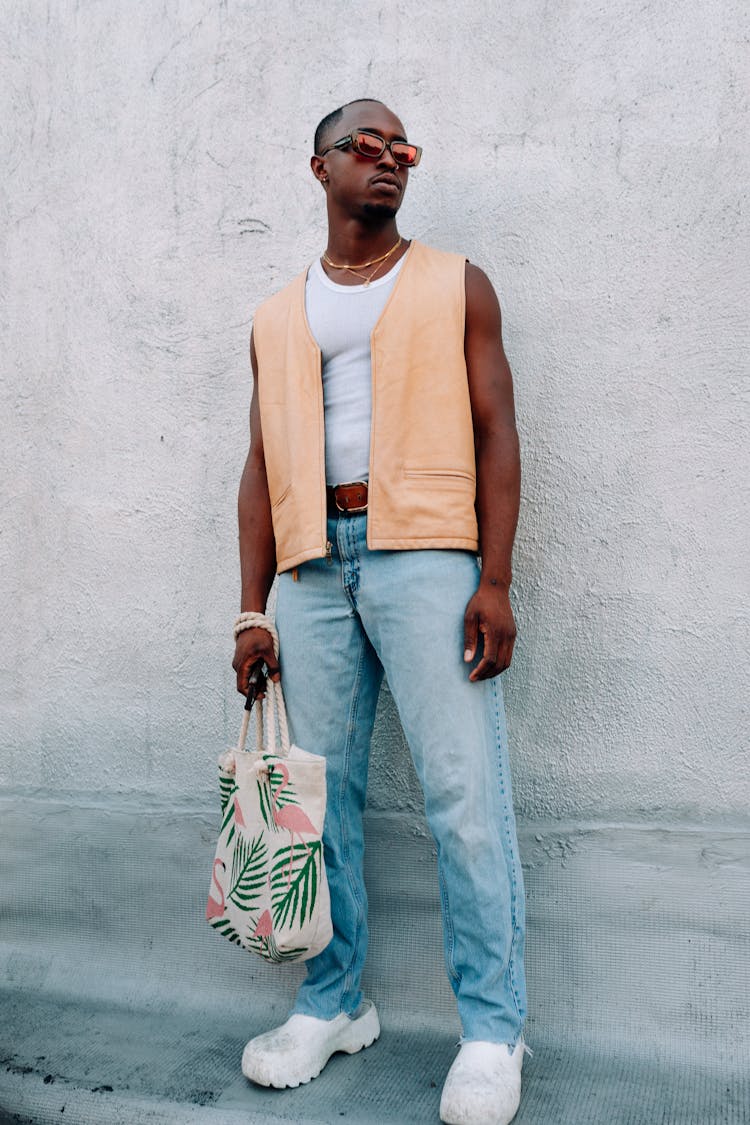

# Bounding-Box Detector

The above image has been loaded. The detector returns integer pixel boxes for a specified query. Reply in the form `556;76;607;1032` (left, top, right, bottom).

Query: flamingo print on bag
233;795;247;829
268;769;319;855
249;904;306;962
206;858;226;920
252;909;273;940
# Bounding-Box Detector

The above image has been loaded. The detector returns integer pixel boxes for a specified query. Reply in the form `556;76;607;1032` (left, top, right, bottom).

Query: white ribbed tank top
305;253;406;486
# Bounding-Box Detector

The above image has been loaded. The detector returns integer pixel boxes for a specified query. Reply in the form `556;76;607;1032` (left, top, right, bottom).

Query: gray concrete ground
2;792;748;1123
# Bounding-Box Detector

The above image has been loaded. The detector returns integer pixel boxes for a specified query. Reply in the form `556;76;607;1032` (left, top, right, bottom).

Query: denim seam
438;860;461;984
492;679;524;1027
348;518;361;606
338;518;361;611
337;628;368;1013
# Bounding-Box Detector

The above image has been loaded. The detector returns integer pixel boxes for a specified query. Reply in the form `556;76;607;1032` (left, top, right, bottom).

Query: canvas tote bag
205;673;333;963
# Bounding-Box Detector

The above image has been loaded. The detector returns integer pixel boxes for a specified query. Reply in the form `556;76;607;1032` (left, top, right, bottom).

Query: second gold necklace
322;236;402;286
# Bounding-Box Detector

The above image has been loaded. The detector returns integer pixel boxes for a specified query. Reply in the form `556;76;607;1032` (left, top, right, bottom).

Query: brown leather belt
326;480;368;517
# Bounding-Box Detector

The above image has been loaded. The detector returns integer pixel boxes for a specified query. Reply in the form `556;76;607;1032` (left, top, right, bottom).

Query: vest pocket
403;467;476;486
270;481;292;509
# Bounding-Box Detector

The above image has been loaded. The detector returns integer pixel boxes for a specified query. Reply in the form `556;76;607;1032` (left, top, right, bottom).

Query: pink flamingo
270;763;319;883
206;859;226;920
252;909;273;940
233;795;247;829
251;908;286;961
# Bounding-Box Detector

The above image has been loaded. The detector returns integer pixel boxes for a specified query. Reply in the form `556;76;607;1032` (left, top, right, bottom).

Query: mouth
370;174;402;193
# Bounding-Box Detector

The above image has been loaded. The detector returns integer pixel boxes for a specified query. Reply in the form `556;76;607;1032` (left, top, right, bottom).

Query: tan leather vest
253;239;479;573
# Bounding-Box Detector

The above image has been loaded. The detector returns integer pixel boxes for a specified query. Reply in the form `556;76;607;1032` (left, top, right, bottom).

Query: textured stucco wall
2;0;747;820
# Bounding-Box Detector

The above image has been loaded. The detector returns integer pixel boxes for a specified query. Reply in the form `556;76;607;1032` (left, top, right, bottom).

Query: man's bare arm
462;262;521;680
232;330;281;694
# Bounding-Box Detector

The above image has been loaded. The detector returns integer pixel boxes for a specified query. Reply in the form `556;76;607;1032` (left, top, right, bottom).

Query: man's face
317;102;412;219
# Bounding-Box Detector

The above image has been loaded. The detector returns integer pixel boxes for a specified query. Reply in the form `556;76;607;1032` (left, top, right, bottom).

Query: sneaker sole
243;1003;381;1089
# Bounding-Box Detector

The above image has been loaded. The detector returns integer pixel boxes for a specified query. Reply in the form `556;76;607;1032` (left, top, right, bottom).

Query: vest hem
365;536;479;552
276;545;326;574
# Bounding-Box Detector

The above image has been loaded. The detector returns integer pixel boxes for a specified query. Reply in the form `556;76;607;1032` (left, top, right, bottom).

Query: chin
362;202;400;219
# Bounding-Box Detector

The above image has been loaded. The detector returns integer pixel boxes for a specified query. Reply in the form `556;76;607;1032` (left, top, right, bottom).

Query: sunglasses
319;130;422;167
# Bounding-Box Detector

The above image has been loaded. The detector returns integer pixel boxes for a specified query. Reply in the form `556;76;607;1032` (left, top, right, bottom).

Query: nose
377;143;398;170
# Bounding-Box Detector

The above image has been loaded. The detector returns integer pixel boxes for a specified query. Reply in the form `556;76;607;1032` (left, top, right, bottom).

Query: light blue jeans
274;514;527;1045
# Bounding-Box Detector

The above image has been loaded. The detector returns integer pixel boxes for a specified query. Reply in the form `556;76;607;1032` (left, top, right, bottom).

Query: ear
310;154;328;187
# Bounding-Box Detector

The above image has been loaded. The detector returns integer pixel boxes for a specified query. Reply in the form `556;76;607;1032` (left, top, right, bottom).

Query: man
232;98;529;1125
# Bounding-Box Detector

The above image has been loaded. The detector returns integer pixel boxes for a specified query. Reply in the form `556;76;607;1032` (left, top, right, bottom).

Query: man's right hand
232;626;281;696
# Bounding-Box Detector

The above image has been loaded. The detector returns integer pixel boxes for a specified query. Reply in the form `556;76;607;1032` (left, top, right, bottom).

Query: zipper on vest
325;539;333;565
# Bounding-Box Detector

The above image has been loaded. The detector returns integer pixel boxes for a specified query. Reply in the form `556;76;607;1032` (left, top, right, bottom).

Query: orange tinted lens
391;143;419;166
354;132;386;158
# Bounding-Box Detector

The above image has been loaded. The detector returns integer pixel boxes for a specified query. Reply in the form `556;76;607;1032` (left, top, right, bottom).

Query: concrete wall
2;0;747;821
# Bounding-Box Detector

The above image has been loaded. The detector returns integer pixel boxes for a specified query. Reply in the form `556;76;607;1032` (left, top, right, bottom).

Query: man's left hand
463;582;517;681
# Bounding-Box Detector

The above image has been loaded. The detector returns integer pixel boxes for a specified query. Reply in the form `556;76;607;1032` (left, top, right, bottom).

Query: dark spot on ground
186;1090;216;1106
3;1063;34;1076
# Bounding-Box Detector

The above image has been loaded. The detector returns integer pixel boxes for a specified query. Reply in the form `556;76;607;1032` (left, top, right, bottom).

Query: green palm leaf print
247;931;307;963
256;776;273;830
256;755;301;809
256;761;300;831
219;771;236;815
269;946;308;962
229;833;268;908
270;842;321;930
267;761;300;809
218;774;238;846
208;916;243;946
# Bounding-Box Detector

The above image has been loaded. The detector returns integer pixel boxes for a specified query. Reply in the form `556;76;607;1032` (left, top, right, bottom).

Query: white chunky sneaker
439;1039;528;1125
241;1000;380;1089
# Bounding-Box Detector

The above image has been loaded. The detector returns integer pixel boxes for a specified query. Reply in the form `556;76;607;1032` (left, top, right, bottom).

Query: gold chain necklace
322;236;402;286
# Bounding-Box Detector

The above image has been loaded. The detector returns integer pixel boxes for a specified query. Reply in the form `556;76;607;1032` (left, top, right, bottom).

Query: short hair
314;99;384;155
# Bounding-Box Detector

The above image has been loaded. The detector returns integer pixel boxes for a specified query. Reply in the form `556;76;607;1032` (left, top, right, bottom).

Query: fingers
468;620;518;680
465;588;517;681
247;663;267;701
497;632;516;674
232;627;282;695
235;657;253;696
463;609;479;664
468;624;500;682
236;656;277;696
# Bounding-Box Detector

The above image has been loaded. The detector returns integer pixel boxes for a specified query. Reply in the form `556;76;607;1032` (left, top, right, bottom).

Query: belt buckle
335;480;368;514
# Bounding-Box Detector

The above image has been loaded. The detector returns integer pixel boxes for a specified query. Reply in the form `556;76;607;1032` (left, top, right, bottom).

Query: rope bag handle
235;613;291;759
